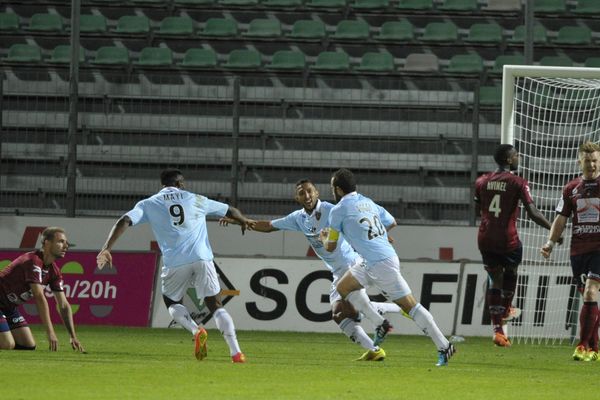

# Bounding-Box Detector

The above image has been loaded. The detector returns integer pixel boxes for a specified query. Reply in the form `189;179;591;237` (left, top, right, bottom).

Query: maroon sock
501;269;518;316
591;306;600;352
579;302;599;348
487;288;504;333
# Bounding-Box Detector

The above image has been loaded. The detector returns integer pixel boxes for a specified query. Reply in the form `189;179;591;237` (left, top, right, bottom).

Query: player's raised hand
96;249;113;270
219;217;237;227
70;336;86;353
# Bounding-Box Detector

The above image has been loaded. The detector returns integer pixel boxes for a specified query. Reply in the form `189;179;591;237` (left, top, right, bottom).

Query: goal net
501;65;600;344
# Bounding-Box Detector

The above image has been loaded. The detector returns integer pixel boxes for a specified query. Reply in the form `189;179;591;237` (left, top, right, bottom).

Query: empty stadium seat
262;0;302;6
438;0;477;11
584;57;600;68
49;45;85;63
0;12;19;31
135;47;173;66
243;19;282;38
421;22;458;42
332;20;370;40
223;49;261;69
492;54;525;73
306;0;347;8
404;53;439;71
446;53;484;74
479;85;502;106
218;0;259;5
574;0;600;14
351;0;389;10
464;23;503;44
114;16;150;34
174;0;214;4
91;46;130;65
287;20;326;40
266;50;306;70
534;0;566;13
375;20;413;41
396;0;432;10
200;18;238;37
553;26;592;45
158;16;194;35
311;51;350;71
27;13;63;32
539;55;572;67
355;51;395;72
508;25;547;44
4;44;42;63
80;14;107;33
484;0;521;11
180;48;218;67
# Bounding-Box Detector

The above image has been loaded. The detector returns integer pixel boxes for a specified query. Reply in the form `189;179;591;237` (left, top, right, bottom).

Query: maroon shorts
0;307;28;332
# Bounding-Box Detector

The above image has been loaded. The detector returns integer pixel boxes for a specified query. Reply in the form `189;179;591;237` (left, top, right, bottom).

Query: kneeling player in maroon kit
475;144;553;347
0;227;85;352
542;141;600;361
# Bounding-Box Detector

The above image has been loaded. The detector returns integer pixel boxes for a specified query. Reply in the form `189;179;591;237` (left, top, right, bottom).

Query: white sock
409;303;449;351
339;318;377;351
213;308;241;356
347;290;385;327
372;302;402;315
168;304;199;335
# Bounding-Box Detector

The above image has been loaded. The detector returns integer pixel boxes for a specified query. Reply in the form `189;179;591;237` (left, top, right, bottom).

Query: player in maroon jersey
0;227;85;352
475;144;553;347
541;141;600;361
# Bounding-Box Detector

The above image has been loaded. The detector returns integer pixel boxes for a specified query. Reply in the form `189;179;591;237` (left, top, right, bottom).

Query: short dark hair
295;178;314;188
332;168;356;194
41;227;65;245
160;169;183;186
493;144;515;166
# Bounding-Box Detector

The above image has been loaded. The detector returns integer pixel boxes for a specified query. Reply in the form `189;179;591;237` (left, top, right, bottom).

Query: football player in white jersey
97;169;254;363
324;168;456;366
221;179;401;361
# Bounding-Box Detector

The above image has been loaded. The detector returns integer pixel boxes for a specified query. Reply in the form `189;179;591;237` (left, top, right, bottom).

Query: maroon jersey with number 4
556;176;600;256
475;171;534;253
0;250;64;309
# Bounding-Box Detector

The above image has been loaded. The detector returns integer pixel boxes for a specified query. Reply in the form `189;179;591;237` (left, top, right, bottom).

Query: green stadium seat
287;20;326;40
174;0;214;4
135;47;173;66
0;12;19;31
539;55;572;67
553;26;592;45
114;16;150;34
492;54;525;74
421;22;458;42
218;0;259;5
306;0;347;8
27;13;63;32
131;0;165;3
574;0;600;14
158;16;194;35
351;0;389;10
332;20;369;40
4;44;42;63
438;0;477;11
484;0;521;11
508;25;547;44
80;14;107;33
262;0;302;6
266;50;306;70
534;0;566;13
311;51;350;71
446;53;484;74
355;51;394;72
464;23;503;44
396;0;432;10
242;19;282;38
200;18;238;37
180;48;218;68
375;20;413;41
91;46;130;65
404;53;438;71
49;45;85;63
584;57;600;68
479;86;502;107
223;49;261;69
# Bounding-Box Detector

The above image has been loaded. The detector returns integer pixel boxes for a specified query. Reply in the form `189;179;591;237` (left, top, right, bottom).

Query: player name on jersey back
486;181;507;191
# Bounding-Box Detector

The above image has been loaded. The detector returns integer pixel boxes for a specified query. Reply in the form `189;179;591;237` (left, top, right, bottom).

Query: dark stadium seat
0;12;19;31
262;0;302;6
135;47;173;66
332;20;370;40
396;0;433;10
80;14;108;33
114;16;150;34
446;53;484;74
375;20;414;41
223;49;261;69
306;0;347;8
539;55;572;67
4;44;42;63
421;22;458;42
464;23;503;44
574;0;600;14
174;0;214;4
91;46;130;65
199;18;238;37
311;51;350;71
287;20;326;40
484;0;521;11
438;0;478;11
351;0;389;10
492;54;525;74
266;50;306;70
158;16;194;36
534;0;566;13
508;25;547;44
553;26;592;45
479;85;502;106
355;51;395;72
242;19;282;38
27;13;63;32
584;57;600;68
180;48;218;68
218;0;259;5
48;45;85;63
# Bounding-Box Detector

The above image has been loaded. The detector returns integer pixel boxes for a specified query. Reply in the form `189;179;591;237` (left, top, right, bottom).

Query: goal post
500;65;600;344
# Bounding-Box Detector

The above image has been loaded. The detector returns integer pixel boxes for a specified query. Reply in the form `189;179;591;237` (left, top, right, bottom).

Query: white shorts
161;260;221;301
349;256;411;301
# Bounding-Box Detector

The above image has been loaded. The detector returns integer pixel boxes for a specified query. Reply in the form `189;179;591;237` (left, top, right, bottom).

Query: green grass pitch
2;325;597;399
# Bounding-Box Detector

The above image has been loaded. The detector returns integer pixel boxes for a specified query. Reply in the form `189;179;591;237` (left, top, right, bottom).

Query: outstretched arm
53;290;85;353
540;214;568;259
97;216;131;269
220;217;276;233
30;283;58;351
524;202;552;230
225;206;255;234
